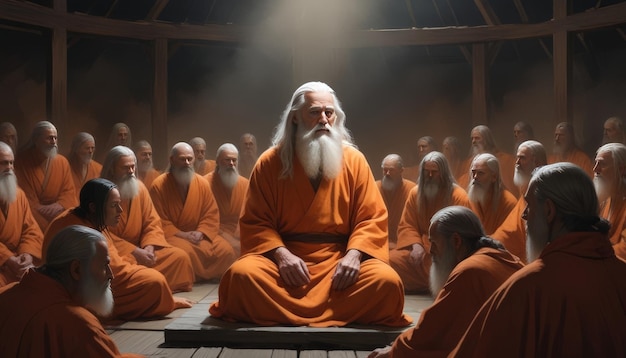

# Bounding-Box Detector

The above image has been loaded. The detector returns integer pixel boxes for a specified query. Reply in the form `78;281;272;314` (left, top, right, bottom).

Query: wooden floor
108;283;434;357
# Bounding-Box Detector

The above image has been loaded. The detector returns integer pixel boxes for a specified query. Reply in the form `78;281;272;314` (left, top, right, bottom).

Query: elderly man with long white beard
204;143;249;256
0;141;44;287
209;81;411;327
150;142;236;282
67;132;102;201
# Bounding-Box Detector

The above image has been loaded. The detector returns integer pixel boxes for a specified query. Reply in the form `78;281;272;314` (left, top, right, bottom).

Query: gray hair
0;141;13;155
189;137;206;148
216;143;238;159
430;206;503;253
381;154;404;169
596;143;626;195
271;81;354;179
101;145;136;180
45;225;106;267
471;153;503;207
27;121;56;148
417;151;456;210
471;125;498;153
68;132;95;162
418;136;437;150
133;140;151;152
514;121;534;139
605;117;624;131
518;140;547;167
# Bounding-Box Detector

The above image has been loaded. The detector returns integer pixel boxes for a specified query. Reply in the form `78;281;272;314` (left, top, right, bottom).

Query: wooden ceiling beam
147;0;169;21
0;0;625;47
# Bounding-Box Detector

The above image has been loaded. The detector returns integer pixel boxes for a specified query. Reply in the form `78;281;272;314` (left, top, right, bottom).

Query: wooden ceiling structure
1;0;626;162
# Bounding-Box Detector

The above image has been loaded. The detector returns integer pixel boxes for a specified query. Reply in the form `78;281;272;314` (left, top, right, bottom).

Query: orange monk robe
70;160;102;200
375;178;416;247
393;185;471;292
138;168;160;190
0;270;143;358
391;247;524;358
43;211;178;321
196;159;217;176
108;181;194;292
491;196;527;262
548;147;594;178
451;232;626;357
150;172;236;281
204;172;249;254
599;197;626;261
15;147;78;231
470;188;517;235
209;146;412;327
402;165;420;183
0;188;44;287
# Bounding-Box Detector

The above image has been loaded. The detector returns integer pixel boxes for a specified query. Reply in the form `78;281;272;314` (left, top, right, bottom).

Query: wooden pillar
49;0;68;149
152;38;168;168
553;0;572;124
472;42;488;126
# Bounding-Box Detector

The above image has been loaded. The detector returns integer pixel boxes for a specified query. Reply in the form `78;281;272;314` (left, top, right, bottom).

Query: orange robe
209;146;412;327
376;178;416;247
204;172;249;244
196;159;216;176
108;182;194;292
15;147;78;231
391;247;524;357
138;168;160;190
150;172;236;281
470;188;517;235
548;147;594;177
451;232;626;357
0;188;44;287
393;185;471;292
491;196;527;262
43;211;178;320
599;197;626;261
0;270;142;357
70;160;102;200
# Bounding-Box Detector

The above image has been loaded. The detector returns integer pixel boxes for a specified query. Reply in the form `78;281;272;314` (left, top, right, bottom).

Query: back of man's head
431;206;503;255
45;225;105;268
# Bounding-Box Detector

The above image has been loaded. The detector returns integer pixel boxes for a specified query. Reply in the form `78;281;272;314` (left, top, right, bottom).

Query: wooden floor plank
219;347;274;358
270;350;298;358
328;351;357;358
300;350;328;358
190;347;222;358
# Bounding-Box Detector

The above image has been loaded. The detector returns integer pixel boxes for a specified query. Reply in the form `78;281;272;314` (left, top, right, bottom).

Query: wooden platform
109;283;434;357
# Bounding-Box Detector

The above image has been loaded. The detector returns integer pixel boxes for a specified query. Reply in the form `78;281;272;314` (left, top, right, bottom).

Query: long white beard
80;153;92;165
471;143;484;156
422;180;440;200
43;146;58;159
117;175;140;200
381;176;399;192
0;172;18;204
513;167;531;189
468;180;487;206
82;275;114;317
553;143;564;155
218;167;239;190
137;159;153;173
295;124;343;180
429;246;457;297
525;216;550;262
594;176;610;203
193;159;205;173
173;166;195;186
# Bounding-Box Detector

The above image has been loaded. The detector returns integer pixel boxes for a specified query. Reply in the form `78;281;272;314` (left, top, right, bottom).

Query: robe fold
109;181;194;292
599;196;626;261
548;148;594;177
491;196;527;262
376;178;416;247
150;173;236;281
196;159;216;176
209;146;412;327
393;185;470;292
70;160;102;199
469;188;517;235
138;168;160;190
0;270;143;358
15;147;78;231
451;232;626;357
391;247;524;358
0;188;44;287
205;172;249;246
43;211;177;320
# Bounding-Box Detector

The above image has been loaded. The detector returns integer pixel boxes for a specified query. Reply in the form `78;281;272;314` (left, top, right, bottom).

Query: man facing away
0;225;142;357
204;143;249;256
467;153;517;235
369;206;523;358
0;141;44;287
452;163;626;357
67;132;102;200
14;121;78;232
101;146;194;292
375;154;415;247
190;137;216;176
393;151;471;293
209;81;411;327
150;142;236;282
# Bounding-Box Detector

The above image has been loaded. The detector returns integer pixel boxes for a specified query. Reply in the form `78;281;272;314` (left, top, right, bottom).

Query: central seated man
209;81;412;327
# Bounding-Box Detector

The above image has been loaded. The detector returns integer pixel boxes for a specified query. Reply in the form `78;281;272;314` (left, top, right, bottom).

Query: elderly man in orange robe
68;132;102;199
375;154;415;247
403;136;436;182
394;151;471;293
101;146;194;292
452;163;626;357
0;225;143;357
15;121;78;232
491;140;547;263
0;142;44;287
467;153;517;235
0;122;18;152
190;137;216;176
370;206;523;358
133;140;160;189
204;143;249;256
593;143;626;260
150;142;236;282
548;121;594;177
209;82;411;327
44;178;191;321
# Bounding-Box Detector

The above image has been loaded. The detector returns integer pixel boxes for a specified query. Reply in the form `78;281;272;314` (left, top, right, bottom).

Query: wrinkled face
522;183;550;261
217;149;238;171
594;150;616;187
470;159;496;187
135;147;152;165
117;127;129;145
113;155;136;181
515;146;535;174
192;143;206;161
171;146;194;170
471;130;484;146
36;127;58;153
381;158;402;182
0;149;14;174
428;222;449;264
295;91;337;134
422;161;441;183
104;188;122;227
78;140;95;161
0;127;17;150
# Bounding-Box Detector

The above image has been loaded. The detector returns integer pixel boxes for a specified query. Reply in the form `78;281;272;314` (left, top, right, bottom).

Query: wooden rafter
433;0;471;63
513;0;552;59
147;0;169;21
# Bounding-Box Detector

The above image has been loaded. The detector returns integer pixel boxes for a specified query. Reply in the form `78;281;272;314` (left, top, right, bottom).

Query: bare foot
173;296;194;309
